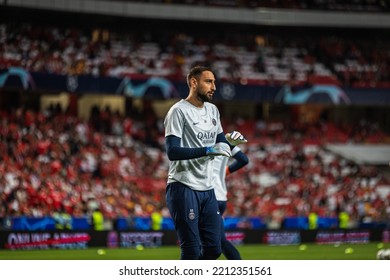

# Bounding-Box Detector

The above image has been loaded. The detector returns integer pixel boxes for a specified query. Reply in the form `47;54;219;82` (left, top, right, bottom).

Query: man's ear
191;77;197;88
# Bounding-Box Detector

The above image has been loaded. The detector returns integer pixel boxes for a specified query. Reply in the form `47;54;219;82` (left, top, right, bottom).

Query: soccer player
164;65;232;260
213;131;249;260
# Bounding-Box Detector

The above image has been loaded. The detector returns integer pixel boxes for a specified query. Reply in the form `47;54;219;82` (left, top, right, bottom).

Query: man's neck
185;95;204;108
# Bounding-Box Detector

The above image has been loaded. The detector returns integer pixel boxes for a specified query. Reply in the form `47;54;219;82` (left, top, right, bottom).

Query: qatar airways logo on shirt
197;131;216;142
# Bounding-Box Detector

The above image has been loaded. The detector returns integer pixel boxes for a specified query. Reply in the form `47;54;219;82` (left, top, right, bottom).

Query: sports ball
344;247;354;254
97;249;106;255
376;249;390;260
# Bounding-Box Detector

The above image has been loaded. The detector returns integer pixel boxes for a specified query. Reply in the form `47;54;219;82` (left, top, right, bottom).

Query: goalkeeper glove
206;142;232;157
225;131;247;146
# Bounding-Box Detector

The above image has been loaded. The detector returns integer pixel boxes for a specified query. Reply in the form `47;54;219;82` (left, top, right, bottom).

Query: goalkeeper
164;66;232;260
213;131;249;260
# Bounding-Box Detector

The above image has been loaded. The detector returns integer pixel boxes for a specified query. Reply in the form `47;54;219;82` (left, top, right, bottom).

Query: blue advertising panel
1;67;389;105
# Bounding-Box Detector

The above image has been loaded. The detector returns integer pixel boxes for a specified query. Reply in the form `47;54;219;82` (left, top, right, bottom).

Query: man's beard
198;90;212;103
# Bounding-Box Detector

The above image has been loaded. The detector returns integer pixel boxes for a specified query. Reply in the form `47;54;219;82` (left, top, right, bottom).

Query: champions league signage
2;67;390;105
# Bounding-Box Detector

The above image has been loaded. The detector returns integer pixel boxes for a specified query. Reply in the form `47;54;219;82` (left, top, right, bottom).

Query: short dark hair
186;65;214;88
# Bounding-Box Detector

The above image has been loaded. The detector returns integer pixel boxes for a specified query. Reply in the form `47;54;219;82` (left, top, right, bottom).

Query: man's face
195;70;216;103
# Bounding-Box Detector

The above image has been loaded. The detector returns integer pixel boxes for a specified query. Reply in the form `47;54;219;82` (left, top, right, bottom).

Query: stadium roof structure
326;144;390;165
4;0;390;28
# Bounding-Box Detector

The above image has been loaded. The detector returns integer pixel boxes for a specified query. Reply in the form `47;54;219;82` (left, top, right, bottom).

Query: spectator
91;206;105;231
52;205;73;230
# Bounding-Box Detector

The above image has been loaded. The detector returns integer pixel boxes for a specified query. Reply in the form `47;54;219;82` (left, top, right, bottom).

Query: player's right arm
164;105;206;161
164;105;230;161
165;135;206;161
166;135;231;160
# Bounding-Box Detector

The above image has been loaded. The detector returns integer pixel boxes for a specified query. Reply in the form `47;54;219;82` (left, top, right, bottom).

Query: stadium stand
0;106;389;230
1;23;389;88
0;0;390;232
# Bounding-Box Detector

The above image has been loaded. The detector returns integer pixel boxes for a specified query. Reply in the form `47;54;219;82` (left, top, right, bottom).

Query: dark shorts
166;182;221;259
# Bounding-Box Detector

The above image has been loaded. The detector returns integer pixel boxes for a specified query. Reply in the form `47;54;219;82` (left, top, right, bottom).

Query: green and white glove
206;142;232;157
225;131;248;146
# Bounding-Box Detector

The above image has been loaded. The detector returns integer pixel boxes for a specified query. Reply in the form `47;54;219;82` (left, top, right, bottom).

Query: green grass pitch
0;243;387;260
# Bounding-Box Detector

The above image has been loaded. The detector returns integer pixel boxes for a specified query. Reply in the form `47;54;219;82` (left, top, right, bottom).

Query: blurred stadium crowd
0;1;390;230
1;21;389;88
1;105;389;229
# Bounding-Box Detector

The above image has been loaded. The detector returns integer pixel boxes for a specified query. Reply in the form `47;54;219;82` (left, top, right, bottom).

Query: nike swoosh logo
193;122;199;125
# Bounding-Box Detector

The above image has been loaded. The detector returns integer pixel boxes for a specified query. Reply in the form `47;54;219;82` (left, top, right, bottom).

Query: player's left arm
226;147;249;175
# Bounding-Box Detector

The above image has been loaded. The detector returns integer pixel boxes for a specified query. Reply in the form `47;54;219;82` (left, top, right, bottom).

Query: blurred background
0;0;389;250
